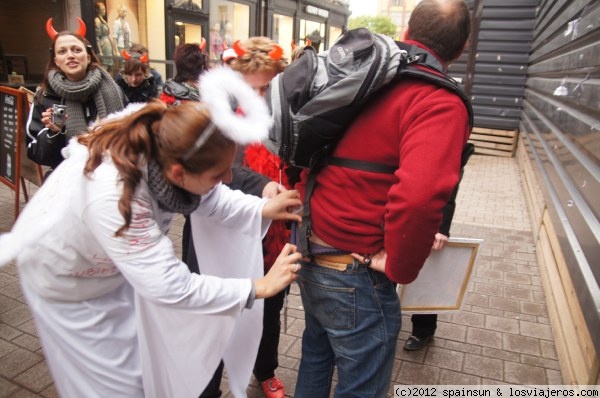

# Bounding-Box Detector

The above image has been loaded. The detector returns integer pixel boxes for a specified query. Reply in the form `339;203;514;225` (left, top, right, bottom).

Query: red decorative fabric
159;92;177;105
244;144;290;270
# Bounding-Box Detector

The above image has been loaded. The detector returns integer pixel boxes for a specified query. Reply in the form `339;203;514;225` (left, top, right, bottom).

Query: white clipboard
397;237;483;313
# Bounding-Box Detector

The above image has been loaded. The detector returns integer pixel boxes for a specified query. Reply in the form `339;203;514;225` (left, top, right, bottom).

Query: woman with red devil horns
115;48;160;103
26;18;125;171
193;36;293;398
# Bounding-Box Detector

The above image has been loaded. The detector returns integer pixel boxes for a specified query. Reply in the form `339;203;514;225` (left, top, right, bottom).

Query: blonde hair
230;36;287;75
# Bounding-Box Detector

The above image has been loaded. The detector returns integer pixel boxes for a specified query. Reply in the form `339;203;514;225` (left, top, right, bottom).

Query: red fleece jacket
296;51;470;284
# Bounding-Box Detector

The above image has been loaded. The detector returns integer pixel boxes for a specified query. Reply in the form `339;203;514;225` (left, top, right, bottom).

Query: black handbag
27;129;67;168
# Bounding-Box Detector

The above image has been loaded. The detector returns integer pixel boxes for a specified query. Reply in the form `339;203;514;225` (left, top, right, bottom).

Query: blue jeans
295;259;402;398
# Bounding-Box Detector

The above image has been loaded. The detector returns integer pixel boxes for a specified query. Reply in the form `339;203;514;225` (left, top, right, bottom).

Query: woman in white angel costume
0;67;303;398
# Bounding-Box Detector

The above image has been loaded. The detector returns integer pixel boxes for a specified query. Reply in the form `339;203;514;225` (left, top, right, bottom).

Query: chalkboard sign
0;87;21;183
0;86;25;218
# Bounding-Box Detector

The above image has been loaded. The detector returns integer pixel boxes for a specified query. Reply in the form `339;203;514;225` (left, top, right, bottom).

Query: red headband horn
232;40;246;57
268;44;283;61
122;49;149;63
46;17;86;40
199;37;207;52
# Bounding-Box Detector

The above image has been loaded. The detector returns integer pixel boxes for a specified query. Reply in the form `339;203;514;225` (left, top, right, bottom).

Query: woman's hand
262;181;282;199
262;189;302;223
41;107;63;133
254;243;302;299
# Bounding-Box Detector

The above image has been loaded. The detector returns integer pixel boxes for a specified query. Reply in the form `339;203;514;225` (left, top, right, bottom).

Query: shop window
171;0;203;10
209;1;250;63
174;21;204;47
273;14;294;61
93;1;145;75
300;20;325;52
328;26;343;49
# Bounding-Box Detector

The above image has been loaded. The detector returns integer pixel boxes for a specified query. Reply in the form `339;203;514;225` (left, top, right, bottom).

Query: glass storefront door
299;19;325;52
208;0;250;64
273;14;294;61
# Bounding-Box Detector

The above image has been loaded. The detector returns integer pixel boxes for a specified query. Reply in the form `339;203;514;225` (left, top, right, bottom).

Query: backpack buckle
406;54;420;64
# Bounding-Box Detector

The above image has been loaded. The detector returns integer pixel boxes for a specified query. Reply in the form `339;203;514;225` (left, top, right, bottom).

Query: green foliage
348;15;398;37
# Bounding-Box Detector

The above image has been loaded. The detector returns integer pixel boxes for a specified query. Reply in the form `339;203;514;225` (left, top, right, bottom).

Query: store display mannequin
95;1;117;73
223;22;233;49
113;4;131;54
210;23;224;61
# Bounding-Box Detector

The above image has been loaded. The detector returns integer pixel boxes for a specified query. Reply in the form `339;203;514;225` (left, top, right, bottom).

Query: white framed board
397;237;483;313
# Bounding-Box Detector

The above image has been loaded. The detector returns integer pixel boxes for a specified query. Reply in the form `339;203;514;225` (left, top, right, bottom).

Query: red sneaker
260;376;285;398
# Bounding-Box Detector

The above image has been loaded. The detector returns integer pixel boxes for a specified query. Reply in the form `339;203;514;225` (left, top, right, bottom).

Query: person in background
26;18;125;171
115;50;160;103
293;1;472;396
404;143;474;351
94;1;117;73
0;68;304;397
224;36;290;398
160;42;208;105
129;43;165;93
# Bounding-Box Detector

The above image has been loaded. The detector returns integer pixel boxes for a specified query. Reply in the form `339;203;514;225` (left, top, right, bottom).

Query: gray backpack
264;27;474;255
264;27;472;171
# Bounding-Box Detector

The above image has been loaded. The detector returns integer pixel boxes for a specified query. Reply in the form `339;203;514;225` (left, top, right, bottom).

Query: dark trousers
253;288;286;382
410;313;438;337
200;361;224;398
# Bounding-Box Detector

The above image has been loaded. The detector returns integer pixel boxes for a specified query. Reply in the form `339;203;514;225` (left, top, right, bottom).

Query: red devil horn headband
268;44;283;61
232;40;283;61
232;40;245;57
199;37;207;52
46;17;86;40
122;49;149;63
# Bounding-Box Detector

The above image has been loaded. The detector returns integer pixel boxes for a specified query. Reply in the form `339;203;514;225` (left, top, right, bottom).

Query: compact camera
52;104;67;127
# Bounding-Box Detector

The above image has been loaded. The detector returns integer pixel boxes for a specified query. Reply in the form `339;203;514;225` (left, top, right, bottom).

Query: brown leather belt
313;254;355;271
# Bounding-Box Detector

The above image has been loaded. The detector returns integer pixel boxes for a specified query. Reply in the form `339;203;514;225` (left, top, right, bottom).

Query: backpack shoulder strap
399;66;474;129
396;41;445;73
395;41;474;129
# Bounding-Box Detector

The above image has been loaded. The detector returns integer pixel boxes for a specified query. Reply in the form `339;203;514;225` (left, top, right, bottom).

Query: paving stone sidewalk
0;154;562;397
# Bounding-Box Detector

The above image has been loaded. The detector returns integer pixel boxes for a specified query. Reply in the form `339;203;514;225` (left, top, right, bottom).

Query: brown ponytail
78;100;235;236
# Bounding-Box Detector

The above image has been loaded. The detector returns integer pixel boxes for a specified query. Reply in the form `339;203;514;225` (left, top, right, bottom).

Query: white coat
0;140;269;397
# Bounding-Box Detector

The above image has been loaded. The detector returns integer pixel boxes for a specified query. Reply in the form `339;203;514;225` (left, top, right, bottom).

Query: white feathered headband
182;67;271;161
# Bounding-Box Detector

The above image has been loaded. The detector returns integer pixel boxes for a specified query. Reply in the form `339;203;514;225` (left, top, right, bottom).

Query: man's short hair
407;0;471;62
172;43;208;83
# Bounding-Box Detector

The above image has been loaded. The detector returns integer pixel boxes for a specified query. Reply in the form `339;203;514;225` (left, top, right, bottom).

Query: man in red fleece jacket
294;1;472;396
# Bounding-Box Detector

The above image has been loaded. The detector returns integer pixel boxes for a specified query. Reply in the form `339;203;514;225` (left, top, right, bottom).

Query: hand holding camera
51;104;67;128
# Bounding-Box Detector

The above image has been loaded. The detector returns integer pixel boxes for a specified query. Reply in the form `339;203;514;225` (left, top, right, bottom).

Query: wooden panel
537;223;590;384
543;212;598;379
468;127;518;157
516;139;545;239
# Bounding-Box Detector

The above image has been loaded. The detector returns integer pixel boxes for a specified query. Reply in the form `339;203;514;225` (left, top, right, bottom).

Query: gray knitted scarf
48;67;124;138
146;160;201;215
